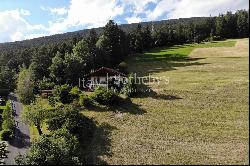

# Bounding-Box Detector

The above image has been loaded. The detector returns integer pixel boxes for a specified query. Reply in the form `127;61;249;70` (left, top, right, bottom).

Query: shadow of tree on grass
86;97;146;115
129;53;209;76
111;97;146;115
80;122;117;165
134;83;183;101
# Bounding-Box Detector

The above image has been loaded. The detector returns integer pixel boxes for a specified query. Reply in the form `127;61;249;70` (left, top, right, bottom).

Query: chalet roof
85;67;127;77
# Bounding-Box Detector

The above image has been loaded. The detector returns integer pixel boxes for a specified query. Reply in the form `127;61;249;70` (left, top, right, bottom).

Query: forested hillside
0;17;208;55
0;9;249;94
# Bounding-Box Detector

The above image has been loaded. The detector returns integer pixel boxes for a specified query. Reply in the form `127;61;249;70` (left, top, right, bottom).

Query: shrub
213;35;222;41
2;105;14;131
70;86;81;100
121;74;136;97
203;37;212;42
15;128;81;165
2;105;11;119
90;87;118;105
194;35;202;43
117;61;128;74
47;105;96;139
37;77;55;90
0;129;13;141
63;108;95;138
1;103;15;140
53;85;82;104
71;99;80;108
48;96;56;107
53;84;72;104
2;118;14;131
79;94;92;107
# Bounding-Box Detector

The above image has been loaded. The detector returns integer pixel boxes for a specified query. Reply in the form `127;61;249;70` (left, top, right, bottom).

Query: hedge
0;103;14;141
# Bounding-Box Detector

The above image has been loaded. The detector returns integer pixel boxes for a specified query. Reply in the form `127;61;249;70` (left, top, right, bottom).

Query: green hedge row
0;102;14;141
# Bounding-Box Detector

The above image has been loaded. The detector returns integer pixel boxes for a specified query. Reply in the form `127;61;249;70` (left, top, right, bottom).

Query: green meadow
82;39;249;165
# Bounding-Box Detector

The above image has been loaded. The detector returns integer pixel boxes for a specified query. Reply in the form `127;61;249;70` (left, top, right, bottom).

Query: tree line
0;9;249;94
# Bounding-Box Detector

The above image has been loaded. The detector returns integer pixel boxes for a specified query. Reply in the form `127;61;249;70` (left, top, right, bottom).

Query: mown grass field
82;39;249;165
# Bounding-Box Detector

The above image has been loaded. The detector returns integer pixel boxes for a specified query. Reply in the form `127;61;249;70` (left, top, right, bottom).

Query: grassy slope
84;39;249;165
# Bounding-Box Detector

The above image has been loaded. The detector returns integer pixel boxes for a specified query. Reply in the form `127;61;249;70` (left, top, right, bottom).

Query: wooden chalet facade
85;67;128;89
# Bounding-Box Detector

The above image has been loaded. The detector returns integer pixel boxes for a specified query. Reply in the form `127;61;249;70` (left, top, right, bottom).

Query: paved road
4;93;30;165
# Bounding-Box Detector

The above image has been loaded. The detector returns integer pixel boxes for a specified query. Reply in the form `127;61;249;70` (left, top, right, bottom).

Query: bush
2;118;14;131
1;103;14;140
203;37;212;42
194;35;202;43
121;74;136;97
48;96;56;107
0;129;13;141
2;105;14;131
53;84;72;104
70;86;81;100
117;61;128;74
47;105;96;139
213;35;222;41
79;94;92;107
53;85;82;104
37;77;55;90
15;128;81;165
90;87;118;105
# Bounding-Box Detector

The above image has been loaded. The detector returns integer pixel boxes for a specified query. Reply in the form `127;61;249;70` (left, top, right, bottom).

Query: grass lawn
29;124;49;141
0;106;6;110
127;40;236;75
82;39;249;164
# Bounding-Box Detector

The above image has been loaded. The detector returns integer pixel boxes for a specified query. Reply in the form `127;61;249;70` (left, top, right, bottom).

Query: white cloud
20;9;31;16
170;0;249;19
147;0;249;20
48;0;124;34
147;0;177;20
0;0;249;42
25;33;48;40
123;0;158;14
0;9;47;42
125;16;142;23
122;0;158;23
41;6;68;15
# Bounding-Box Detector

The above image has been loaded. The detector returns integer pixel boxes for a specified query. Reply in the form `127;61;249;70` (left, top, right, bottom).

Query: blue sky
0;0;248;43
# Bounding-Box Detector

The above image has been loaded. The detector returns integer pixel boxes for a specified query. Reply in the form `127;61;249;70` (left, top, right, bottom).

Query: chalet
85;67;128;89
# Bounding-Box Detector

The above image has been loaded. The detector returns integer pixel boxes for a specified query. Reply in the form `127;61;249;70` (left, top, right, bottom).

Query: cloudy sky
0;0;248;43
